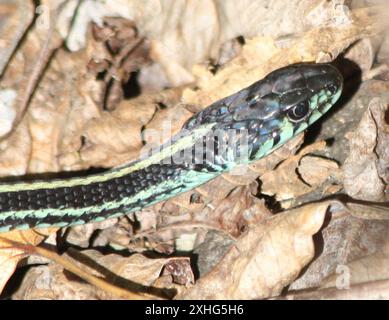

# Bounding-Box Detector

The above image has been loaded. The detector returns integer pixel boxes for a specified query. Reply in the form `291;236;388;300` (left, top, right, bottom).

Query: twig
131;220;237;241
0;236;156;300
14;7;58;125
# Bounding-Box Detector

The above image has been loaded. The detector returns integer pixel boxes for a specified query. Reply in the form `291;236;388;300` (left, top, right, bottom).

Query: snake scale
0;63;343;233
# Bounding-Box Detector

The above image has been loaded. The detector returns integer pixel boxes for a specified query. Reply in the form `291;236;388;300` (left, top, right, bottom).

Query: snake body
0;63;342;233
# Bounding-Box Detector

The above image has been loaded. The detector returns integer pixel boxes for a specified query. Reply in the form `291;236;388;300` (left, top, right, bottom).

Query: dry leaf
12;250;188;300
59;0;352;87
343;98;388;201
0;2;386;300
344;38;375;80
0;230;46;294
345;202;389;220
290;202;389;291
183;6;381;108
298;155;340;187
260;141;335;201
64;218;119;248
177;202;329;299
320;240;389;289
285;239;389;298
0;0;33;75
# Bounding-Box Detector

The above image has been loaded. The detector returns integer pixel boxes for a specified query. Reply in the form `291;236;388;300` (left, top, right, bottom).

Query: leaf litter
0;1;387;299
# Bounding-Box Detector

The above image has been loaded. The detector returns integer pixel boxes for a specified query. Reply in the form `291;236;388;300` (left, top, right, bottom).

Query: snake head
184;63;342;128
231;63;343;123
223;63;343;161
182;63;343;163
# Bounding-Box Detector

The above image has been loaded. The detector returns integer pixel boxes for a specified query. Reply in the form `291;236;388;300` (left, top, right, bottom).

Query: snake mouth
318;85;343;113
307;83;343;126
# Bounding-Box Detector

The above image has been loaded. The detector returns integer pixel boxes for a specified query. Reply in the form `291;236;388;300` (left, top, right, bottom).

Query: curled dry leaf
285;232;389;298
64;218;119;248
74;88;185;169
261;141;339;203
27;53;101;173
13;264;111;300
12;250;189;300
91;17;151;110
343;98;388;201
0;27;101;174
183;6;381;108
133;185;270;254
177;202;330;299
298;155;340;187
197;185;270;236
0;0;33;75
0;230;46;294
344;38;375;80
290;202;389;291
344;202;389;220
320;240;389;290
59;0;353;87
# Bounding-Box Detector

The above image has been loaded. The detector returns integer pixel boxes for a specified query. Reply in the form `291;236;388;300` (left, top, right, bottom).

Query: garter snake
0;63;343;233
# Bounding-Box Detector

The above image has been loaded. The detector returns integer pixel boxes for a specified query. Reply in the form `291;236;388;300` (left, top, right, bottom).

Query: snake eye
287;100;310;122
327;84;338;94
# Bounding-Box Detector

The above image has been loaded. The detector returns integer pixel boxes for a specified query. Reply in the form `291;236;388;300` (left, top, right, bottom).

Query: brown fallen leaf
131;184;270;254
61;0;355;88
344;38;375;80
284;237;389;299
260;141;339;203
12;247;190;300
298;155;340;187
0;229;47;294
176;202;330;299
344;202;389;220
183;6;382;108
0;1;34;76
320;240;389;289
343;97;388;201
280;279;389;300
289;202;389;291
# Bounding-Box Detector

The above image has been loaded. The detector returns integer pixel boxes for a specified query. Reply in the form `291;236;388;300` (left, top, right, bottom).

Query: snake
0;63;342;233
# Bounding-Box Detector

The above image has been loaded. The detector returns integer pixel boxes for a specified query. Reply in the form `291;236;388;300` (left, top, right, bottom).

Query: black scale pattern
0;63;342;231
0;141;223;230
0;163;184;213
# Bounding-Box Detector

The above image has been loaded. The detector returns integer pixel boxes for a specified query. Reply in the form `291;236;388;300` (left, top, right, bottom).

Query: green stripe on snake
0;63;343;233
